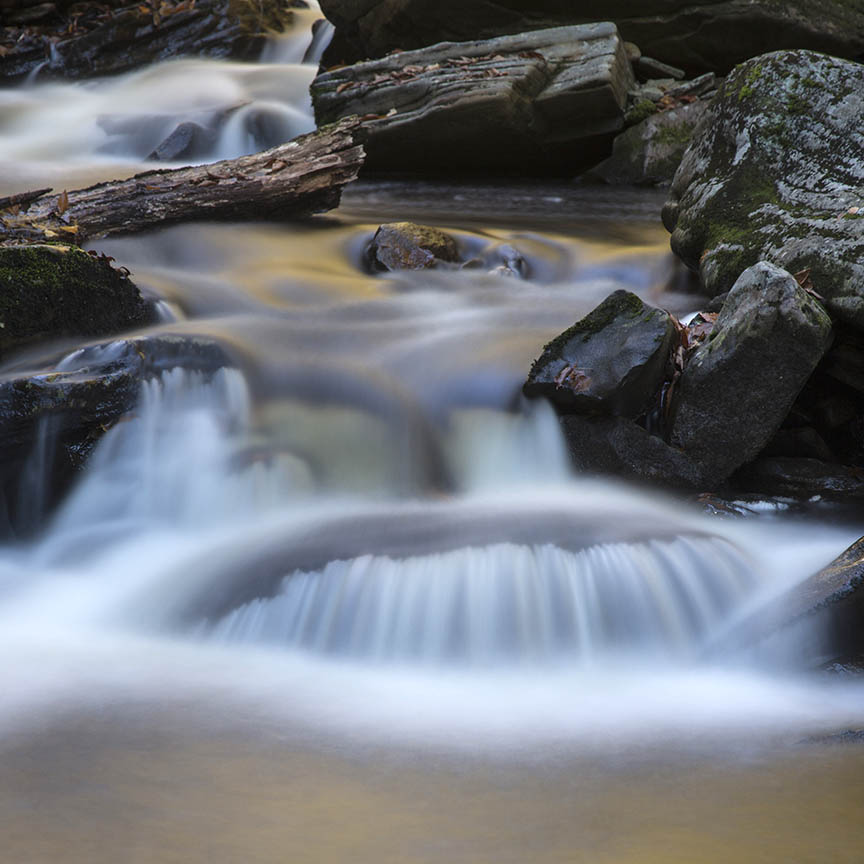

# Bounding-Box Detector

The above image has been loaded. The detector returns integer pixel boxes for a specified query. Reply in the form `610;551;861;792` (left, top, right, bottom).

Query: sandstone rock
524;289;674;417
664;50;864;329
366;222;460;271
312;24;635;174
319;0;864;75
670;262;834;485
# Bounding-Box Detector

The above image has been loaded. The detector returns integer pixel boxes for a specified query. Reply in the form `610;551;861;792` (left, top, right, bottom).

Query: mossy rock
664;50;864;329
366;222;460;272
523;289;675;417
0;245;155;361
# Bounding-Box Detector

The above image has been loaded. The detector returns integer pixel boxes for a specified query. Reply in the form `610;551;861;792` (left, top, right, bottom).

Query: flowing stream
2;7;864;862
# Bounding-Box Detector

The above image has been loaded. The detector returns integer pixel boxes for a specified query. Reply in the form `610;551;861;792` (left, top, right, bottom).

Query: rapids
1;6;864;861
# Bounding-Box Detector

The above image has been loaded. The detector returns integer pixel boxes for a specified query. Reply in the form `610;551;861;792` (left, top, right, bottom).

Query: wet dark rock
732;457;864;501
366;222;460;272
0;245;155;362
670;262;834;486
147;121;216;163
0;0;293;84
715;535;864;667
524;290;674;417
318;0;864;75
664;50;864;329
0;334;232;538
559;414;703;488
312;24;635;174
593;100;707;186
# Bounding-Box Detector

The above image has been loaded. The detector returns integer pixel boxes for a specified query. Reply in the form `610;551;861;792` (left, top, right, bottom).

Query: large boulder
664;50;864;329
311;24;636;174
319;0;864;75
523;290;675;417
0;0;293;84
669;262;834;485
0;245;155;361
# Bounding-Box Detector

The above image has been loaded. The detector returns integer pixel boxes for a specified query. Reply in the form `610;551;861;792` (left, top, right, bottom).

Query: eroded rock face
670;262;834;485
664;50;864;329
0;245;155;361
366;222;460;271
312;24;635;174
319;0;864;74
524;290;674;417
0;0;292;84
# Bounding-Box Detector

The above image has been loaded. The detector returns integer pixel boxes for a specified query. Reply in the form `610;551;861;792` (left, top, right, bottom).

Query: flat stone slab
312;23;635;173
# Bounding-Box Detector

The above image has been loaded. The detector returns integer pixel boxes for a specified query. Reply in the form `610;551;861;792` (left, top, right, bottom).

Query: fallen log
0;118;365;243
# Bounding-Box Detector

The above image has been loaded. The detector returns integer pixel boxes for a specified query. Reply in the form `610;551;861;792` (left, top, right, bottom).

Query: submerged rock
524;290;674;417
664;50;864;329
594;100;707;186
366;222;460;272
0;0;292;84
312;24;635;174
0;245;155;361
147;121;216;163
670;262;833;486
319;0;864;75
716;535;864;667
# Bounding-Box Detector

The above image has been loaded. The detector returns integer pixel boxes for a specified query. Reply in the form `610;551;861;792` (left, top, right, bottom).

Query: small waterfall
203;536;755;664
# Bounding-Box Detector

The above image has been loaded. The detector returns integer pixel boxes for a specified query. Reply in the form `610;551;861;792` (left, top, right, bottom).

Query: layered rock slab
312;24;635;173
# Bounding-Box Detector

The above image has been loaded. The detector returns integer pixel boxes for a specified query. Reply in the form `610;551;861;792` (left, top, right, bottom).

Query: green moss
737;63;763;102
625;99;658;126
654;119;695;148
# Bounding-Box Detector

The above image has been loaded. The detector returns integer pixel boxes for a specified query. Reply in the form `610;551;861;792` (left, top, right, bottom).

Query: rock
664;50;864;329
635;56;685;82
318;0;864;75
593;101;707;185
147;121;216;163
714;535;864;667
0;334;232;538
366;222;460;272
311;23;636;174
523;290;675;417
559;414;703;488
669;262;834;486
0;245;155;361
0;0;292;84
732;457;864;501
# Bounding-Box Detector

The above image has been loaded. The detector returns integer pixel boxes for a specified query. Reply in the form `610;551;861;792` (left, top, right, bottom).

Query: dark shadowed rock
312;24;635;174
732;457;864;501
366;222;460;272
524;290;674;417
0;0;293;84
670;262;834;486
559;414;703;488
0;245;155;361
664;50;864;328
714;535;864;667
594;100;707;185
319;0;864;75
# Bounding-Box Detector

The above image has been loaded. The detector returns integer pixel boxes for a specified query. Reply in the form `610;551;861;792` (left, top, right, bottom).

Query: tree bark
0;118;365;244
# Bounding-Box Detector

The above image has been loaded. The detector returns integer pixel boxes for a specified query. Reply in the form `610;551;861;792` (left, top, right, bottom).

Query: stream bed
1;6;864;862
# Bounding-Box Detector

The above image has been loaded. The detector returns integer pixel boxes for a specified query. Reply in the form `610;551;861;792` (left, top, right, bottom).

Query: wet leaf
55;189;69;215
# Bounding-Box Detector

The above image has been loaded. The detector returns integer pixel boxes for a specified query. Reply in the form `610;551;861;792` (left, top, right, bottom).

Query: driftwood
0;118;365;244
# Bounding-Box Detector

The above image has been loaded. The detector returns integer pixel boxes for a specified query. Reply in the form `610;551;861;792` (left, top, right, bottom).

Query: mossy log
0;118;366;243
